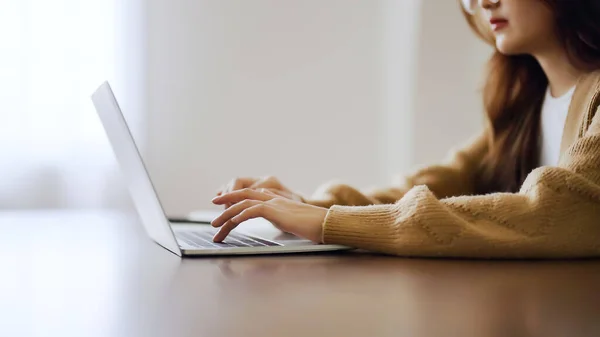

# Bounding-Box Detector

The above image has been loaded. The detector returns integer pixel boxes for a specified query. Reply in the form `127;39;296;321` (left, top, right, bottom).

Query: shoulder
583;69;600;94
580;70;600;135
575;70;600;115
579;69;600;92
586;70;600;114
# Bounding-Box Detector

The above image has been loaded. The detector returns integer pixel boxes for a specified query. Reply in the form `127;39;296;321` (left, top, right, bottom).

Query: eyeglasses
461;0;500;15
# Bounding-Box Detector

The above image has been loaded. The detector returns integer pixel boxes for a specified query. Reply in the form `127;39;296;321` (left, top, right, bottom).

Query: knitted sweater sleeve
304;130;489;208
322;108;600;258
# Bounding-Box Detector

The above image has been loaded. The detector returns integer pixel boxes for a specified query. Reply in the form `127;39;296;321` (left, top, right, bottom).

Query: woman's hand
216;176;304;208
211;189;327;243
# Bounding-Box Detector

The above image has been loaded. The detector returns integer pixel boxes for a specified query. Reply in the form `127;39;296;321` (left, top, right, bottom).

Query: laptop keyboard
175;229;279;249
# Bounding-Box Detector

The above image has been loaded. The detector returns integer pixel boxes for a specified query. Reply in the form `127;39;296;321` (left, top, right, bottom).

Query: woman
211;0;600;258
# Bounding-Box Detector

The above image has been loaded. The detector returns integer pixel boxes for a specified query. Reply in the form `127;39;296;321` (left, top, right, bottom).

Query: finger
263;188;291;199
221;179;241;196
230;177;255;192
257;188;278;196
213;220;241;242
222;181;238;209
223;179;255;209
230;203;271;225
214;204;269;242
249;176;278;190
231;179;245;192
212;199;261;228
225;188;273;210
212;188;276;205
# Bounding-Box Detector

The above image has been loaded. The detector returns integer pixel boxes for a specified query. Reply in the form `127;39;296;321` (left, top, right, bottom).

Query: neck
533;45;584;98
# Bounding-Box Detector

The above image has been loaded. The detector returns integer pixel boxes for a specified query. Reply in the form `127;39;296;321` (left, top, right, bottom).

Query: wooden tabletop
2;210;600;337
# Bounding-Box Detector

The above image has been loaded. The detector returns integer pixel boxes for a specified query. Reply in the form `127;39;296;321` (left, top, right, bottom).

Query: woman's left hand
211;189;328;243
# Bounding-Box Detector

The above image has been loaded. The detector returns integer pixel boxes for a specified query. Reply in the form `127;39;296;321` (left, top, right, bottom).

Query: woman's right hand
216;176;304;208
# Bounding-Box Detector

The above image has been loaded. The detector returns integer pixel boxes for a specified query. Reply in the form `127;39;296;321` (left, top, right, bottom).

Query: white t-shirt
539;86;575;167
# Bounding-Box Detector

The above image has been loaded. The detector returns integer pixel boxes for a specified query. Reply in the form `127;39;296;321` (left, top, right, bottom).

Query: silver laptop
91;81;348;257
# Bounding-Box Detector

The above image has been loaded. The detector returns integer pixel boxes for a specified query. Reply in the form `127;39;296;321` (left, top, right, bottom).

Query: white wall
412;1;491;166
141;0;490;216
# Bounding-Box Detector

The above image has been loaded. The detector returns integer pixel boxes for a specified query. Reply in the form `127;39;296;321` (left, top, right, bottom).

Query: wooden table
2;211;600;337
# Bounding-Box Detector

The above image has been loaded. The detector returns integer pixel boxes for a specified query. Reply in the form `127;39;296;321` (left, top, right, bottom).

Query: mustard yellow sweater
306;71;600;258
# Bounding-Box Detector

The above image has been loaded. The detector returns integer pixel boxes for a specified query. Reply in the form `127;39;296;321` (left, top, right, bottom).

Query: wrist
300;205;328;243
316;207;329;244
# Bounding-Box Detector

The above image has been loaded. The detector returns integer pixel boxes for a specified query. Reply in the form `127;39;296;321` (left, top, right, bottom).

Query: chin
494;36;529;55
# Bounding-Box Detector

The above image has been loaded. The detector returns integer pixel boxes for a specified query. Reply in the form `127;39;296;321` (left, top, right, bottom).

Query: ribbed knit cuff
322;204;401;249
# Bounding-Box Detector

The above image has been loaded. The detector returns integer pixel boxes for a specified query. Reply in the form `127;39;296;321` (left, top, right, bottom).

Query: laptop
91;81;349;257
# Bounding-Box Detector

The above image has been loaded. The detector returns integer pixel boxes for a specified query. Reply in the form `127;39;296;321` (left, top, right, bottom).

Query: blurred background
0;0;491;216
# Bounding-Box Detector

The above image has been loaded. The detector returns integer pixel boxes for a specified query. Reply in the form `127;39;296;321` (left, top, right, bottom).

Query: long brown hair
463;0;600;194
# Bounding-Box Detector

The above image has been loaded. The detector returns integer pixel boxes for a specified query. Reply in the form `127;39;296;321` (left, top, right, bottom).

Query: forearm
323;168;600;258
322;125;600;258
